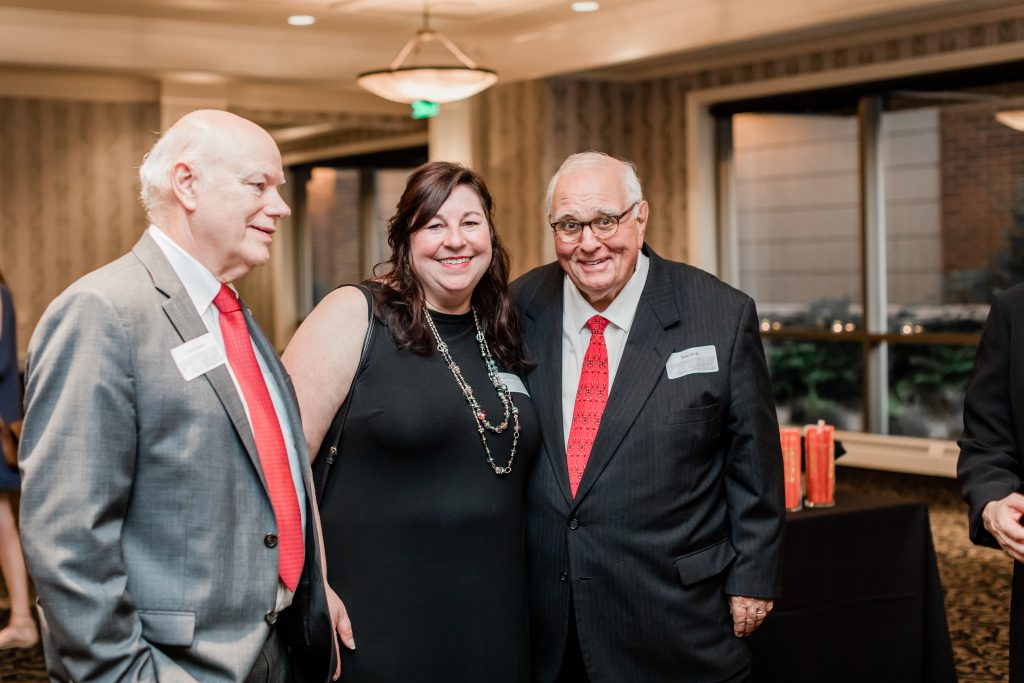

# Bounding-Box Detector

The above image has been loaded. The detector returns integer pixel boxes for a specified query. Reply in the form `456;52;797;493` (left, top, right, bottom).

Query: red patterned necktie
213;284;304;591
566;315;610;497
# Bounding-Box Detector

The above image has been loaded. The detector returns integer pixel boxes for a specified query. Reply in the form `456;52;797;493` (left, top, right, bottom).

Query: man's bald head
138;110;276;221
137;109;290;282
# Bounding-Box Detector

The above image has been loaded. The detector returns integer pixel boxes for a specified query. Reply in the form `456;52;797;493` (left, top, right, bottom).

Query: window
720;68;1024;439
306;167;361;304
297;146;427;308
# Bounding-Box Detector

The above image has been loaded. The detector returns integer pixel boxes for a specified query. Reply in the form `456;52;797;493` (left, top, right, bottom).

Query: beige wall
477;77;689;277
0;88;410;355
0;94;304;355
476;79;550;278
0;96;160;357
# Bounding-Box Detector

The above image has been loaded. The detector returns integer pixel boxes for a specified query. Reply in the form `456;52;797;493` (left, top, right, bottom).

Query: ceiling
0;0;1019;113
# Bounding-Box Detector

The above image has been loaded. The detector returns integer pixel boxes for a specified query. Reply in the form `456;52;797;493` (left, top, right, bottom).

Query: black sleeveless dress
317;294;539;682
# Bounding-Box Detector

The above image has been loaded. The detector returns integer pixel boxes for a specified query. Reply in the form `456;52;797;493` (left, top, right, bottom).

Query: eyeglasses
549;202;638;243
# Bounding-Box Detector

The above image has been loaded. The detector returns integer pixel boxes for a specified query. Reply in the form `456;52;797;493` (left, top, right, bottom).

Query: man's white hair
545;151;644;220
137;117;218;221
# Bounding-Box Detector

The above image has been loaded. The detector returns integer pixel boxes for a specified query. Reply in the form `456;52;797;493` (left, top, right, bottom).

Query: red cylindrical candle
804;420;835;507
779;427;803;511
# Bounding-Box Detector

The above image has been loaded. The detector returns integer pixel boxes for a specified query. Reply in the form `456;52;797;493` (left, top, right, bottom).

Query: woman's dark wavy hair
369;161;526;373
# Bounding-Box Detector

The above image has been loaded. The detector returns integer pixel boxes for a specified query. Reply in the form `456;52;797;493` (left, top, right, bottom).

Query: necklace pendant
426;305;517;479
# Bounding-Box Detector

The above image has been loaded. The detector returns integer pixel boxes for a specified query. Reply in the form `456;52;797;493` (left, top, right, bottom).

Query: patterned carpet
0;467;1014;680
844;468;1012;682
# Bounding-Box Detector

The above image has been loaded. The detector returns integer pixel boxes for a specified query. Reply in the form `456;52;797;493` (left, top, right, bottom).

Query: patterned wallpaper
478;76;689;276
0;99;416;354
477;80;548;278
476;76;704;277
0;97;160;356
679;14;1024;91
477;76;693;277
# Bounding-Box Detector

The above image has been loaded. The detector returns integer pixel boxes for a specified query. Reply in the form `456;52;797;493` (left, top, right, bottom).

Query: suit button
568;518;579;530
265;611;278;625
264;533;278;548
559;571;568;583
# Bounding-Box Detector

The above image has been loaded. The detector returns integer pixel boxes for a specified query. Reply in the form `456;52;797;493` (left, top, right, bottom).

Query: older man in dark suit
512;152;785;683
958;282;1024;682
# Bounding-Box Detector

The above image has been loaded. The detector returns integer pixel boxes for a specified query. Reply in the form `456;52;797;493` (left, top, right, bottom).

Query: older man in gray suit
512;152;785;682
19;110;351;682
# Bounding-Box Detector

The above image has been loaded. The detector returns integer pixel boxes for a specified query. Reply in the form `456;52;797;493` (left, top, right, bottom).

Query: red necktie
566;315;609;498
213;285;304;591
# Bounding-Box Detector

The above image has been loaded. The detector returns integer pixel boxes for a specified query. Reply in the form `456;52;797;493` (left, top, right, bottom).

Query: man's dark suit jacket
512;244;785;683
958;282;1024;683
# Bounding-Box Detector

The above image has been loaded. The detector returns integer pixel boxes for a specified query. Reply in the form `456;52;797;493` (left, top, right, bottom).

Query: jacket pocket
139;609;195;647
668;403;720;424
674;538;737;586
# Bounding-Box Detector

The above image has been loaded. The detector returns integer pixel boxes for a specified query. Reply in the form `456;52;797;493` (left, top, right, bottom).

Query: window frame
686;55;1024;454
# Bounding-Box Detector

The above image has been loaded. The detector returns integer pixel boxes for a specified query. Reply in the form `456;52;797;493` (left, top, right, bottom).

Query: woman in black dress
284;162;538;682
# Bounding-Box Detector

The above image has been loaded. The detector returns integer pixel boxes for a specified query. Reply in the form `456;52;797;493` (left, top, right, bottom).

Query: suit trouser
555;596;753;683
556;596;589;683
245;626;292;683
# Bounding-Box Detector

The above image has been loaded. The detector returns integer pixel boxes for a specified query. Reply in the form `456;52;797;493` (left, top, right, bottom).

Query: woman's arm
282;286;370;459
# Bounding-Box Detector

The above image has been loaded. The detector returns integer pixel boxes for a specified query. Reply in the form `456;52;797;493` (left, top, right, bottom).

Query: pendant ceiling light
356;4;497;104
996;110;1024;132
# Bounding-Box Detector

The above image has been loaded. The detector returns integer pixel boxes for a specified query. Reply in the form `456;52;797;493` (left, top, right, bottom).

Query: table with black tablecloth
750;494;957;683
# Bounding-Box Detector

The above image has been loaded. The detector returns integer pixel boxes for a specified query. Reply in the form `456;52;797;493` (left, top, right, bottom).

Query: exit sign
411;100;440;119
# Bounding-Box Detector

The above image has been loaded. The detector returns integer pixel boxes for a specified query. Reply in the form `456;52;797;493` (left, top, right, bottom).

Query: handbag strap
314;284;375;502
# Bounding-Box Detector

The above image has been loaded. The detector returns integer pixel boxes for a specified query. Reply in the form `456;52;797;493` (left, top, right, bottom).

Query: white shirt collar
147;225;231;316
563;251;650;333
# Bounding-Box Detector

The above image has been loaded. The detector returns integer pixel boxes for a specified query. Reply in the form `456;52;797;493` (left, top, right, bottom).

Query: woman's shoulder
294;285;372;342
323;284;371;313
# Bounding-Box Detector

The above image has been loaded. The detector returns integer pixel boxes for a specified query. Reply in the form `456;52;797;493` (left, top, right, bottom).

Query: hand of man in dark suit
729;595;773;637
983;493;1024;563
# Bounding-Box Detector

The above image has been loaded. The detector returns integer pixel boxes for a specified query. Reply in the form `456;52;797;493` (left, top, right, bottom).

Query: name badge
171;333;226;381
497;372;530;397
666;345;719;379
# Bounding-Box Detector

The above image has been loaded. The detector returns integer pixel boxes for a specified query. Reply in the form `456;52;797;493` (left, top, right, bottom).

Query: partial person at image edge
958;281;1024;683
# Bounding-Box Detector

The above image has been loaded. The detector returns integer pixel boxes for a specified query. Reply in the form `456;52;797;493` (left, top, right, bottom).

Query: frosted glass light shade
996;110;1024;132
357;66;498;104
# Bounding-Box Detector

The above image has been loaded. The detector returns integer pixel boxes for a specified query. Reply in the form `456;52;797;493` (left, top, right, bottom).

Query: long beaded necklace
423;306;520;476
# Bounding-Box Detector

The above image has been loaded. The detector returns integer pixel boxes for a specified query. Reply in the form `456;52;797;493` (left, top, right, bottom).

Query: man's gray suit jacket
19;232;332;682
512;244;785;683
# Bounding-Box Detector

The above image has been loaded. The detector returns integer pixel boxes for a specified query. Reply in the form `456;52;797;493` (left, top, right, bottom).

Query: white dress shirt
149;225;306;610
561;252;651;448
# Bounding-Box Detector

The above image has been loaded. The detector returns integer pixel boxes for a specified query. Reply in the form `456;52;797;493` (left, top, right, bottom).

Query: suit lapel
571;246;681;507
132;233;265;489
523;265;574;505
